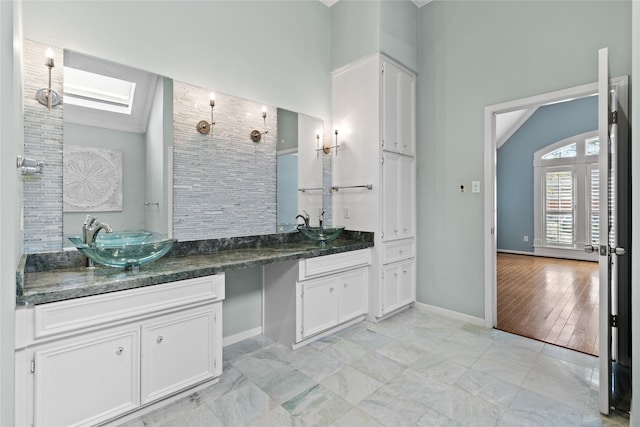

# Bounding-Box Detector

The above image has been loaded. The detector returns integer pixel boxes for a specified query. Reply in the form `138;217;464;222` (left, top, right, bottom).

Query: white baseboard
223;326;263;347
413;302;485;326
497;249;534;256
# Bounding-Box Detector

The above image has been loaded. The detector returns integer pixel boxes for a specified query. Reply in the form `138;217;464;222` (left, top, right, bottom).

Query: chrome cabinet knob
157;336;164;344
116;347;124;355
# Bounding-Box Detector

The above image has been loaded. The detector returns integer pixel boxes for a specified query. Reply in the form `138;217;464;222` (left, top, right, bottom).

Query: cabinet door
398;259;416;307
34;328;139;427
399;156;415;239
338;268;368;323
382;59;401;153
399;71;416;156
141;305;218;404
381;260;416;316
300;277;339;338
382;153;401;241
381;264;401;315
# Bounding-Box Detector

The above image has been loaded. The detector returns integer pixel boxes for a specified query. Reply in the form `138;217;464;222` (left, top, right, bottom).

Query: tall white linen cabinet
331;53;417;321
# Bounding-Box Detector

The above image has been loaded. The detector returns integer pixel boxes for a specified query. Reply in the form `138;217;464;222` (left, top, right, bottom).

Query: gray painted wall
497;96;597;253
1;1;23;423
418;0;631;318
330;0;418;72
63;123;146;242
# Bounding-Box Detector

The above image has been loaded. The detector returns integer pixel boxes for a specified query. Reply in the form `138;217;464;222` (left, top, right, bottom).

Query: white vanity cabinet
298;266;368;340
264;249;371;348
332;53;416;322
33;326;140;427
15;274;225;427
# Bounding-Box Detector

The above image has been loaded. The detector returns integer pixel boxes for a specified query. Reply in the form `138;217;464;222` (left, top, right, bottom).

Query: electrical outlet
459;183;466;193
344;207;351;219
524;235;529;242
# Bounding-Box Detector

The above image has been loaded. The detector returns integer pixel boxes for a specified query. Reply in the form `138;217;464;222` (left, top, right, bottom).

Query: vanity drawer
32;274;225;340
299;249;371;281
382;239;415;264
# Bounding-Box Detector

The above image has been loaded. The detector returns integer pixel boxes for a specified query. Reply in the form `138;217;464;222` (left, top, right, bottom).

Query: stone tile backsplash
172;81;277;240
23;39;64;253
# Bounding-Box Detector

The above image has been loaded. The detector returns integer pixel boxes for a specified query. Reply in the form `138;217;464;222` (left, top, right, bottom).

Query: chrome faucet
295;211;310;227
82;215;113;246
319;210;325;231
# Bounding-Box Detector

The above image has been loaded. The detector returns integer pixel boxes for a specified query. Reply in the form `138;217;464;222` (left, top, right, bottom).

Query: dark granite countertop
16;231;374;306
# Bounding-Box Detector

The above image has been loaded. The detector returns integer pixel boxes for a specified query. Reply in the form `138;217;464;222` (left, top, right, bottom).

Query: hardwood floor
496;253;599;356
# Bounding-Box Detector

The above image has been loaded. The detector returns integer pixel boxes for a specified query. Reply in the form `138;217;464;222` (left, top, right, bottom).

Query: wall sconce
36;47;61;110
250;106;268;143
321;129;342;156
196;92;216;135
17;155;44;175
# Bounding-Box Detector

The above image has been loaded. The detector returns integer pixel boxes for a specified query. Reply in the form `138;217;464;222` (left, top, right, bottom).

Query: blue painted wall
497;96;597;252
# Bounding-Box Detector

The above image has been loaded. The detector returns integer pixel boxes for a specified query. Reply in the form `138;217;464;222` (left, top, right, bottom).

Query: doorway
484;73;631;414
494;96;600;354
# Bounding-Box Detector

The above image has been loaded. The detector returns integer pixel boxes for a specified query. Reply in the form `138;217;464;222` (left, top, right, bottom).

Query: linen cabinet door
381;263;401;316
382;59;402;153
300;277;339;339
399;70;416;156
338;268;369;323
34;328;140;427
399;155;415;239
382;153;401;242
141;305;218;404
398;259;416;307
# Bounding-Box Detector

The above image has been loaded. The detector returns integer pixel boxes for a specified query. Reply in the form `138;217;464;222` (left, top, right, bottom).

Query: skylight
63;67;136;114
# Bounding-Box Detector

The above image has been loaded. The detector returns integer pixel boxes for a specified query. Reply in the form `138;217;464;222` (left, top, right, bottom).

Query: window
590;168;599;245
544;169;574;245
533;131;599;255
63;67;136;114
542;143;576;160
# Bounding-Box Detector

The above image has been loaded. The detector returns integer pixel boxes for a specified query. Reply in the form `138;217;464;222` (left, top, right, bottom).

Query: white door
338;268;368;323
596;47;625;415
141;306;217;404
301;277;339;338
34;328;140;427
382;153;401;241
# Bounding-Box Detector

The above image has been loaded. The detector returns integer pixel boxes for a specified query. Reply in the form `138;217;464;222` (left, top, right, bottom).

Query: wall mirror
276;108;324;232
22;43;329;250
61;50;172;247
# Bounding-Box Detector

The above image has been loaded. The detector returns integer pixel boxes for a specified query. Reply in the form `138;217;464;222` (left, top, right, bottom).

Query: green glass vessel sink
297;224;345;243
69;230;177;269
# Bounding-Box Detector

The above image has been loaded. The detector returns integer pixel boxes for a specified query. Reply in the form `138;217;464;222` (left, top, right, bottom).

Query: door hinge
611;314;619;328
30;360;35;374
609;111;618;125
381;63;385;74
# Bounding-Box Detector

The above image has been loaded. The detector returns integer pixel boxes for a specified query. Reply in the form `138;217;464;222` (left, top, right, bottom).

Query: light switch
472;181;480;193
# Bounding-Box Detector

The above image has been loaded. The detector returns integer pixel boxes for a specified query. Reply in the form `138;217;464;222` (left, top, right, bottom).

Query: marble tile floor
121;307;630;427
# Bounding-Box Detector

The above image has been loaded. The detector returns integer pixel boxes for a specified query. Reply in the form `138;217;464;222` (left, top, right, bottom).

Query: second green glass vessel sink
297;224;345;243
